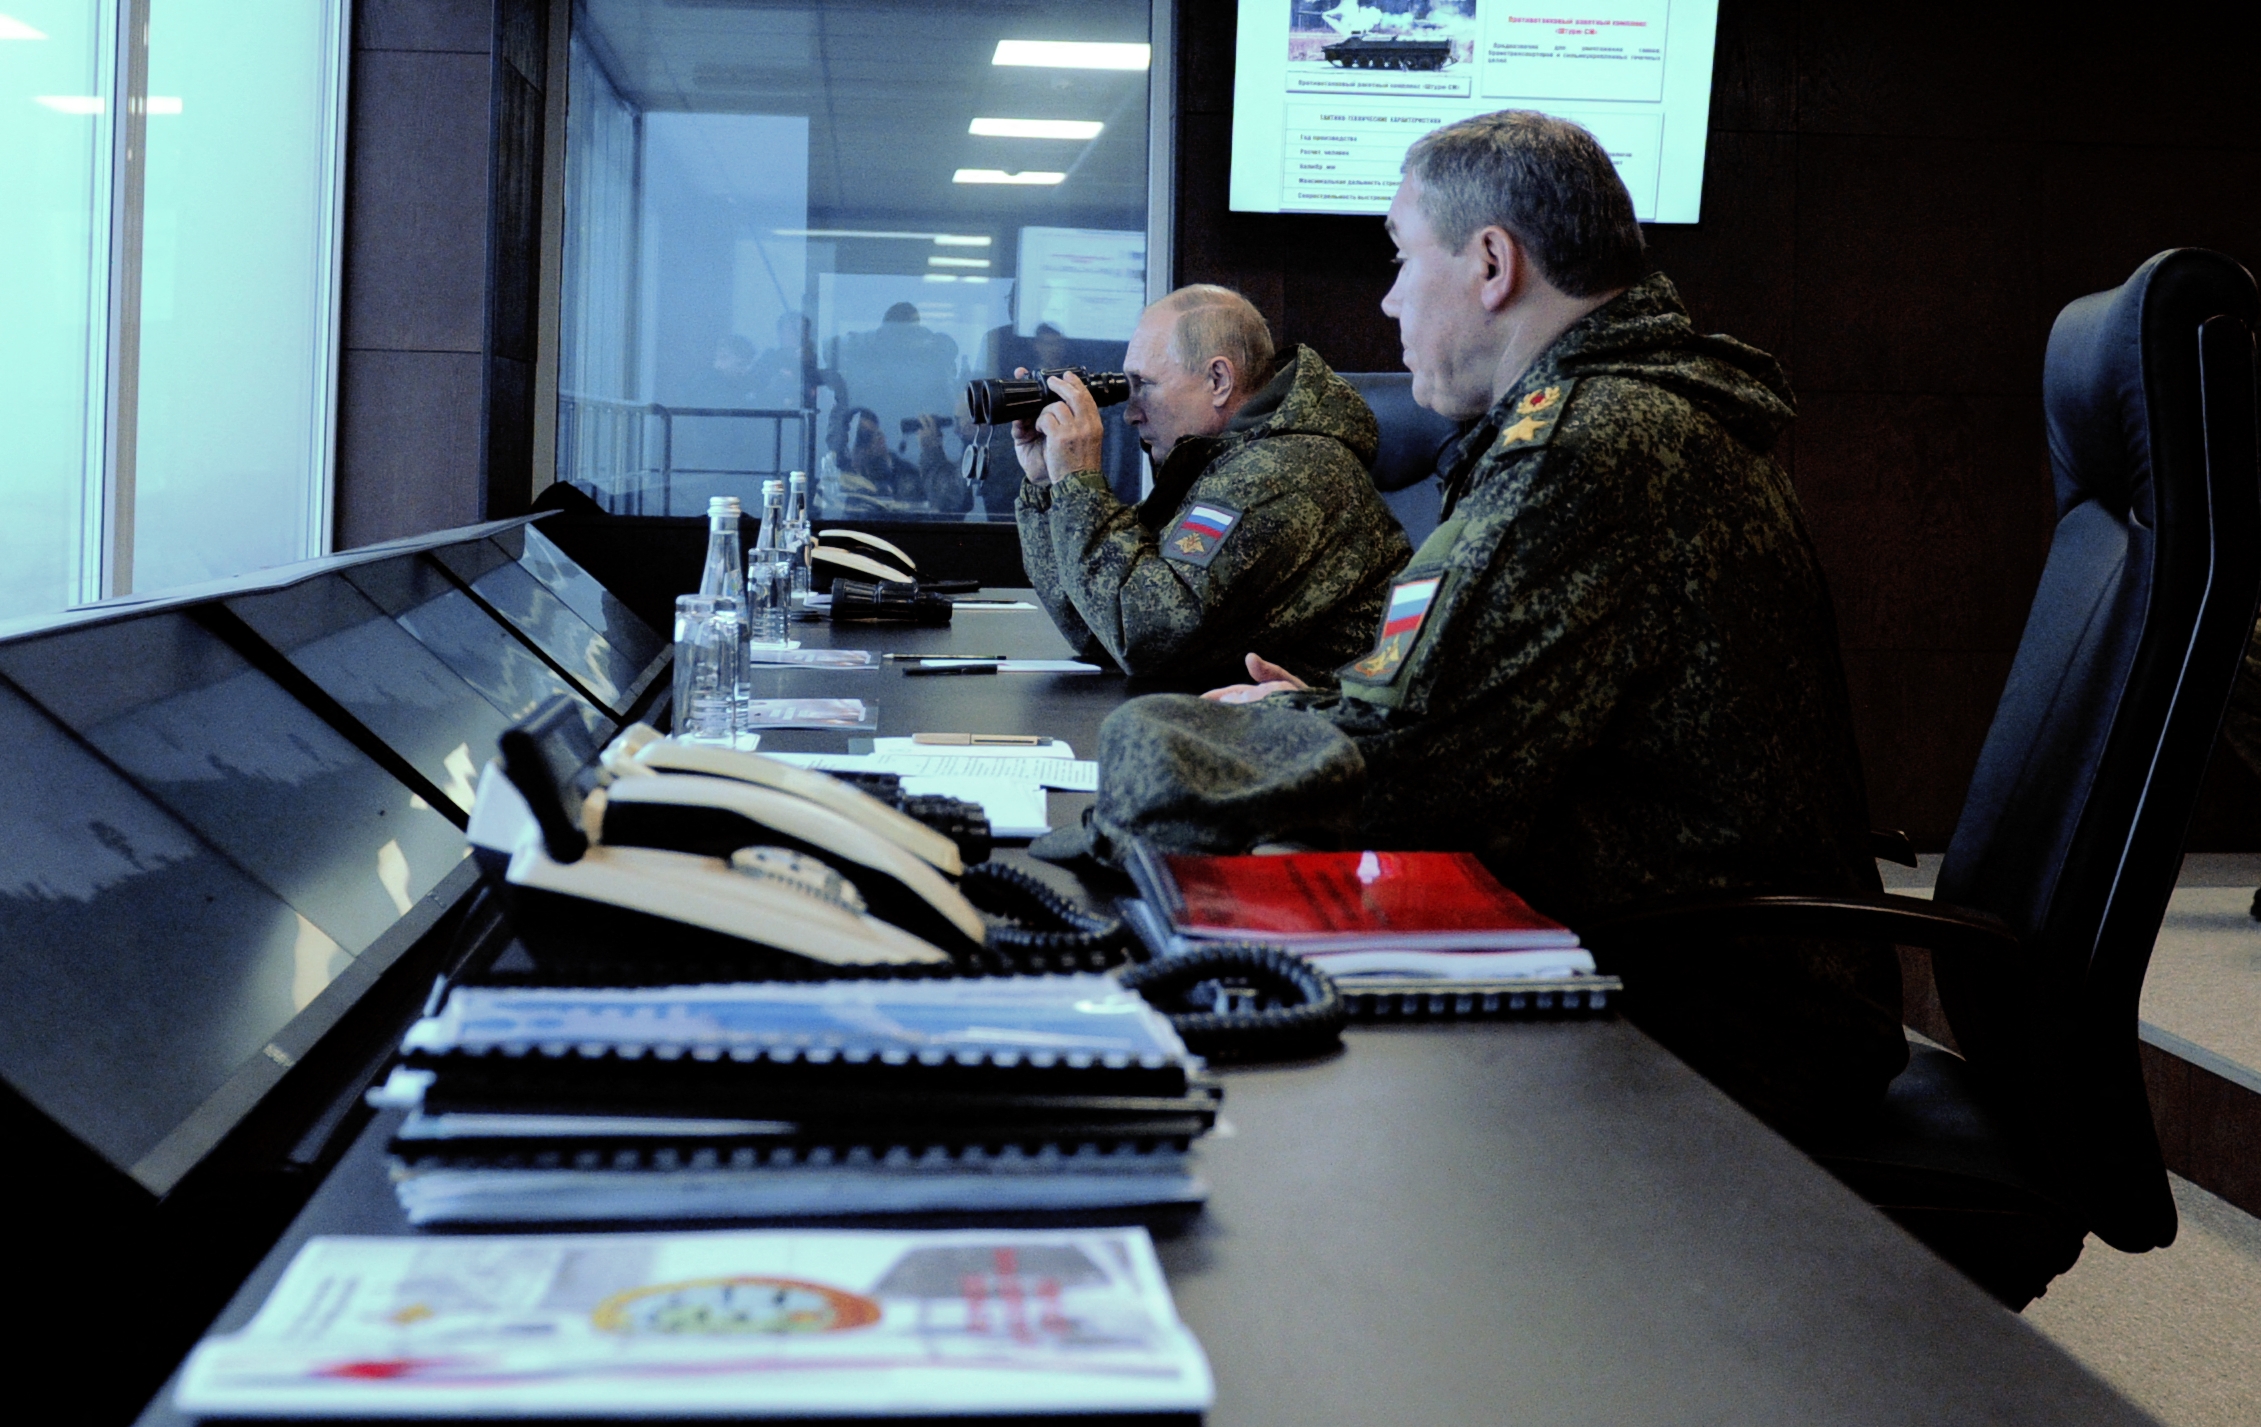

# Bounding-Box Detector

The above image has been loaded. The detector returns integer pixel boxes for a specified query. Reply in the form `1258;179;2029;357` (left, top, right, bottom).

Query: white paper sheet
916;658;1103;673
872;736;1075;759
772;752;1098;792
175;1227;1213;1418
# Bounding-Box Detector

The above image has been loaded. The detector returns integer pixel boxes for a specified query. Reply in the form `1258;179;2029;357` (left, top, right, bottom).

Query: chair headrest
2045;248;2261;524
1338;372;1468;492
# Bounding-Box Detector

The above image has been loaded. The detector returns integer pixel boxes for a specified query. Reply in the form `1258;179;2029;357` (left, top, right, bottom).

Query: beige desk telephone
468;704;986;972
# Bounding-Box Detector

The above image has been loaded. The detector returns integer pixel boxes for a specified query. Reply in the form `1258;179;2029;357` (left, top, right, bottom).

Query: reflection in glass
342;555;614;747
0;2;107;619
0;612;465;955
226;573;519;814
429;539;643;714
0;680;335;1178
495;523;666;671
555;0;1153;524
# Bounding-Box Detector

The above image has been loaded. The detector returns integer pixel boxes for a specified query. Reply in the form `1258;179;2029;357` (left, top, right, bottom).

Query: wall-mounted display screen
0;681;353;1186
342;555;614;746
0;613;467;957
1227;0;1721;222
226;574;518;816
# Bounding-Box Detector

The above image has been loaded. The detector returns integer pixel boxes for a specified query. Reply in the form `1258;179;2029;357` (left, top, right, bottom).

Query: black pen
883;652;1008;662
902;661;1001;677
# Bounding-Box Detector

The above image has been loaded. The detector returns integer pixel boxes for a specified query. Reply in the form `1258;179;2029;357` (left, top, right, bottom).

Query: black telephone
466;700;1128;982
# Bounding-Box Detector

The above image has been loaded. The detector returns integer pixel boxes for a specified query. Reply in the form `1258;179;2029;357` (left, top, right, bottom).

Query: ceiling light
35;95;102;114
992;40;1150;70
928;256;991;269
0;15;49;39
970;117;1104;140
772;229;991;245
923;273;960;283
147;96;181;114
954;169;1066;186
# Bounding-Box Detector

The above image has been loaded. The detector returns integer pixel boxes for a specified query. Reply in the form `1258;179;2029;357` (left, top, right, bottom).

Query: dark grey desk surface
136;596;2156;1426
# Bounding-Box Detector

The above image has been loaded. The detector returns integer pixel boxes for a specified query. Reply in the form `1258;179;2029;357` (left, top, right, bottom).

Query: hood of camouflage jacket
1138;343;1381;527
1526;271;1795;453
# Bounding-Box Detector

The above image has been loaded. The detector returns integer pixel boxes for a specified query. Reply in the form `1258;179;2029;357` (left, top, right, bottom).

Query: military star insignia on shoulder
1495;379;1575;454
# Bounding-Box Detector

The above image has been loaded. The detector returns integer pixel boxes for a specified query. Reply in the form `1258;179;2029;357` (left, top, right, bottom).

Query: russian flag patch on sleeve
1163;500;1243;568
1345;574;1443;683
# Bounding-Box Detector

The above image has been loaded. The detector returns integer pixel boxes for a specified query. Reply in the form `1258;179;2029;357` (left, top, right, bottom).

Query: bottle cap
708;496;741;515
788;470;808;487
762;478;784;495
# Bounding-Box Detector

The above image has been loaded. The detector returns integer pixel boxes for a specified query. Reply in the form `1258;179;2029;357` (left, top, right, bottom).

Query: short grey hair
1402;110;1647;298
1155;284;1276;398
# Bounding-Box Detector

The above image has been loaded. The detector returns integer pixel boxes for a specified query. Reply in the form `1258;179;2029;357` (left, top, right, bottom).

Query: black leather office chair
1583;249;2261;1307
1339;371;1466;547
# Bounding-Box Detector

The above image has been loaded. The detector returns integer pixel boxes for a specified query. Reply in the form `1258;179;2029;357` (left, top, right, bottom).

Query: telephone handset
586;776;988;956
473;698;1130;981
603;724;962;876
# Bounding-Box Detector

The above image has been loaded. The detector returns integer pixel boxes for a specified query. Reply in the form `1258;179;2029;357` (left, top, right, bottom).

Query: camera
965;367;1130;426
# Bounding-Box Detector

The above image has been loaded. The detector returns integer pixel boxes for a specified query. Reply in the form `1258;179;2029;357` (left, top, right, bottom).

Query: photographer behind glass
1009;286;1410;688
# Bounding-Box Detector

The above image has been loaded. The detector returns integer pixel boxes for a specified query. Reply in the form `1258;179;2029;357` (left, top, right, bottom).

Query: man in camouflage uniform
1202;112;1906;1130
1013;286;1411;689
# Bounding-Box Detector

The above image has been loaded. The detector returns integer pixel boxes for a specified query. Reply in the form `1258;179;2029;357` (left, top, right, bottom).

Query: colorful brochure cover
175;1227;1212;1417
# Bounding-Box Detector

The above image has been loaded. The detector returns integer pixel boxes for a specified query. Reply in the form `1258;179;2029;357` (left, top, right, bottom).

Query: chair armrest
1577;890;2020;965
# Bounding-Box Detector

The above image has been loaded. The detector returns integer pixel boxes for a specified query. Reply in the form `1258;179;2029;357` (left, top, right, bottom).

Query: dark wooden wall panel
1175;0;2261;846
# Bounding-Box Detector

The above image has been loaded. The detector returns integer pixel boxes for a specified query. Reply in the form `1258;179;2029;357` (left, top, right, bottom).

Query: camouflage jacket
1017;345;1411;688
1297;274;1904;1126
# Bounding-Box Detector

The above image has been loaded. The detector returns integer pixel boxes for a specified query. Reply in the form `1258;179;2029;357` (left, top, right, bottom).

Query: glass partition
555;0;1154;523
0;2;110;619
131;0;343;591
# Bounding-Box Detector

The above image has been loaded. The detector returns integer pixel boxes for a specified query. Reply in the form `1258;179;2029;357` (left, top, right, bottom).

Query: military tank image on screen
1319;32;1454;70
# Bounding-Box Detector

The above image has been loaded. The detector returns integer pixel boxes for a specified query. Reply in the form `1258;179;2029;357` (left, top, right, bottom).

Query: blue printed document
402;975;1190;1068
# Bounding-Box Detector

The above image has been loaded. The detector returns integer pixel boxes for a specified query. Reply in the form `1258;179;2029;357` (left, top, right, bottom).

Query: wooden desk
133;596;2156;1426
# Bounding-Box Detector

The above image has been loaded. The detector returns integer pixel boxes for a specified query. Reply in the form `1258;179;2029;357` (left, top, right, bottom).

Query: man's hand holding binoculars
1010;368;1107;488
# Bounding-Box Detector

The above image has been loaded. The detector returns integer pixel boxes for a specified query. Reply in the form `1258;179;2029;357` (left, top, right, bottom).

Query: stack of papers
176;1227;1214;1419
769;743;1097;839
372;976;1219;1225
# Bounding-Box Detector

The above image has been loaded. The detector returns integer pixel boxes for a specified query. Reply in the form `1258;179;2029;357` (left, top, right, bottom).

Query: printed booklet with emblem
1127;847;1594;978
175;1227;1213;1418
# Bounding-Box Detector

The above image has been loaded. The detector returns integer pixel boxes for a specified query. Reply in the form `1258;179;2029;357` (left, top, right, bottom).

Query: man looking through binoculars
1011;285;1411;687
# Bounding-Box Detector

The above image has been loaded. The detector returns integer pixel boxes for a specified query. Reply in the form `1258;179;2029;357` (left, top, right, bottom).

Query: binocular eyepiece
965;367;1130;427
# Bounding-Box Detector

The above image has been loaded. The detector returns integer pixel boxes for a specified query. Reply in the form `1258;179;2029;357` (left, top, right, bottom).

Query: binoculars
965;367;1130;426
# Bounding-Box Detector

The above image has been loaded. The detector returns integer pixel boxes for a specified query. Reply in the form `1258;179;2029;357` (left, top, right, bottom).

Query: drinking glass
747;548;794;647
673;594;743;743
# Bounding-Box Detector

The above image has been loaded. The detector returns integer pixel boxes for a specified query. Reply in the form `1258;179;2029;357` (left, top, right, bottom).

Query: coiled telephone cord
958;861;1132;972
1116;944;1347;1062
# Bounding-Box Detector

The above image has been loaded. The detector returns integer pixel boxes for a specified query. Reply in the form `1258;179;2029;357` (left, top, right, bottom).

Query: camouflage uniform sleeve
1016;476;1109;664
1039;441;1355;677
1330;433;1660;853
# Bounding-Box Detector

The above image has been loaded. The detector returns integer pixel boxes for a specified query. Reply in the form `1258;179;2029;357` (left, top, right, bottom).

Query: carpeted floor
2023;1174;2261;1427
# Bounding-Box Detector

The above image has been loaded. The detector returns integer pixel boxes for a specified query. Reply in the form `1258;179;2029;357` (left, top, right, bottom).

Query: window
555;0;1161;524
0;0;347;623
